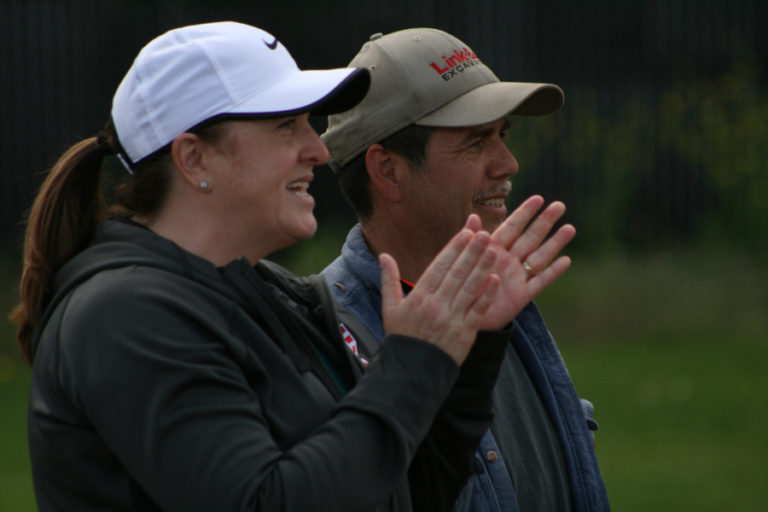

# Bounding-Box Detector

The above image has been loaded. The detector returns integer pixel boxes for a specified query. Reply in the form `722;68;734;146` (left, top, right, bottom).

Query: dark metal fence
2;0;767;255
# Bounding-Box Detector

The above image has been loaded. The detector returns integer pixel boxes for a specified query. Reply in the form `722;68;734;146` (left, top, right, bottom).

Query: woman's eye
277;118;296;130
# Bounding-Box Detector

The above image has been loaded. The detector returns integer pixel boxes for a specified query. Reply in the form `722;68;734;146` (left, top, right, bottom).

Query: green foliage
661;62;768;249
507;59;768;254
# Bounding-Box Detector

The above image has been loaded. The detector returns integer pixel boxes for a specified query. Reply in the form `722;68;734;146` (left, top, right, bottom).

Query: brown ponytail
9;119;229;364
9;136;109;365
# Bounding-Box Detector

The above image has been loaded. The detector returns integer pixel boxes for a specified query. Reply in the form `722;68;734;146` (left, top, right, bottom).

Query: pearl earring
199;180;210;190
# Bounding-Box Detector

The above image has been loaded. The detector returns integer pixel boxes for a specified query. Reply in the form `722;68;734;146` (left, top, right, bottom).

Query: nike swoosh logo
263;37;278;50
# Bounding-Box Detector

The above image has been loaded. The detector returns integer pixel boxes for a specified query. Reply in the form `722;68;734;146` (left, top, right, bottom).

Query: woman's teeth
287;182;310;195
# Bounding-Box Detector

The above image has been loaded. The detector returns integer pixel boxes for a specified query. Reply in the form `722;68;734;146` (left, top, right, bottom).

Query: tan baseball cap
323;28;564;167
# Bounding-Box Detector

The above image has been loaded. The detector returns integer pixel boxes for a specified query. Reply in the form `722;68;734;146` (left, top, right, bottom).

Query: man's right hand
473;195;576;331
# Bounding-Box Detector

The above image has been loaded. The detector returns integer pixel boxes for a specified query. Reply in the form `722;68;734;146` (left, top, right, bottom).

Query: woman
10;21;503;511
11;22;568;511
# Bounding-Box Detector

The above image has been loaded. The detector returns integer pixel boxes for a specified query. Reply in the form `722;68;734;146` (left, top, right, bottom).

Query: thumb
379;253;403;318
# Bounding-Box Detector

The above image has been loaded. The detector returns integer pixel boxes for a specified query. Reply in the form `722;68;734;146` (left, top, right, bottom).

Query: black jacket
28;220;509;511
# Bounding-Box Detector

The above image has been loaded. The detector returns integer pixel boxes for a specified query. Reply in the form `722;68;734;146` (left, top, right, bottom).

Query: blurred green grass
537;248;768;511
1;245;766;511
0;251;35;511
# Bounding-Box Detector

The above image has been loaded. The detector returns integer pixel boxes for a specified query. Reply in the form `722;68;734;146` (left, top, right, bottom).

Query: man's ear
365;144;409;203
170;133;211;191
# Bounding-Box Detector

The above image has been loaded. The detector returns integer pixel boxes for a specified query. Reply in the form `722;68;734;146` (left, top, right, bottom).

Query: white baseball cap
323;28;563;167
111;21;370;166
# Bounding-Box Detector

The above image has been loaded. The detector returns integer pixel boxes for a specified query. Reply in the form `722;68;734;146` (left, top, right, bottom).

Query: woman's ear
171;133;211;192
365;144;410;203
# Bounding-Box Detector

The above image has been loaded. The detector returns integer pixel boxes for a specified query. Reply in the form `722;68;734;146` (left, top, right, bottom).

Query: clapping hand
379;219;501;364
467;195;576;331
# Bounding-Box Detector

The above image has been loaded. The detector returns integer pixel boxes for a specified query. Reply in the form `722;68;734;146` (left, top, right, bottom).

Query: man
322;28;610;511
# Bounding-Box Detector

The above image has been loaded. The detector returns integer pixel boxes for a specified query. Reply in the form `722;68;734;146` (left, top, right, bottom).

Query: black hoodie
28;219;509;511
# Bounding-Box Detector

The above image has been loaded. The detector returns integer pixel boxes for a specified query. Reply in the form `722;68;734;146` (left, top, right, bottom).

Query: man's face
401;117;518;247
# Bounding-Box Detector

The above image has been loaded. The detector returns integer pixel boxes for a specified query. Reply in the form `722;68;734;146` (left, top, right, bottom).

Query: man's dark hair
336;124;434;222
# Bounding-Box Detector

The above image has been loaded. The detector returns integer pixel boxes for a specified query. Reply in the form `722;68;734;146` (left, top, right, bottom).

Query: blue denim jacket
322;224;610;511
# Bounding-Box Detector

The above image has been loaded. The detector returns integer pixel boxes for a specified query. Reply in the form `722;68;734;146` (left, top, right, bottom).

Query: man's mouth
476;197;506;207
474;182;512;208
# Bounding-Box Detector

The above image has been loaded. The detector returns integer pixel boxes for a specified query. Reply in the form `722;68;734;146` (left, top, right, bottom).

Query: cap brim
416;82;564;127
228;67;371;118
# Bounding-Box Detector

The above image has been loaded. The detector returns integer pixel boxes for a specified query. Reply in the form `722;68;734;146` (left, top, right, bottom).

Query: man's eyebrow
461;120;510;144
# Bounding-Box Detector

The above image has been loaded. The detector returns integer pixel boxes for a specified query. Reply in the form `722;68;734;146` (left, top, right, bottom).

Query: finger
464;274;501;327
526;255;572;299
379;253;403;318
415;228;472;294
434;231;492;302
523;224;576;274
509;201;567;260
490;195;545;249
447;243;497;312
464;213;483;233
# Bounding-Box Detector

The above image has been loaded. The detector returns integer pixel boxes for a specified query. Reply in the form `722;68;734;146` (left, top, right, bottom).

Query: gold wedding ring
523;261;538;278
